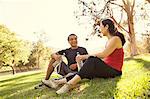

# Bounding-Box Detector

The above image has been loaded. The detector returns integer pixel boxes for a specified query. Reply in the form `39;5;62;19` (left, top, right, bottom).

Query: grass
0;54;150;99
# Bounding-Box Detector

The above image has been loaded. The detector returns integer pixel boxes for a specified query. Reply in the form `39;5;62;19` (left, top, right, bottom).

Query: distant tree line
0;25;51;74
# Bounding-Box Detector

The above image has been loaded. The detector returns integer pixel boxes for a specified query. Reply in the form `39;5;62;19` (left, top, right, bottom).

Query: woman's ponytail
115;32;126;46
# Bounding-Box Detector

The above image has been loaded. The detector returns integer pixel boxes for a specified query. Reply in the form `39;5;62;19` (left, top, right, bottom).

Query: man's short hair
67;34;77;41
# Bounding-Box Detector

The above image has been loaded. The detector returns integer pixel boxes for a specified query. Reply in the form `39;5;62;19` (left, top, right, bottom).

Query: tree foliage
28;32;51;69
31;40;51;68
0;24;31;74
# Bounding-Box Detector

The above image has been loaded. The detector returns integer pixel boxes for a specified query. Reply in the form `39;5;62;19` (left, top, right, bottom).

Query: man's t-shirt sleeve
57;49;66;55
79;47;88;55
80;47;88;63
83;48;88;55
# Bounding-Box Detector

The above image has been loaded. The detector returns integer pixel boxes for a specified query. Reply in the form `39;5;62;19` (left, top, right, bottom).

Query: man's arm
51;49;66;61
80;47;88;63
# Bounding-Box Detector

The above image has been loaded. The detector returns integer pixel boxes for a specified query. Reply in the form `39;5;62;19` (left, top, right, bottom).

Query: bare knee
51;53;61;61
51;53;56;59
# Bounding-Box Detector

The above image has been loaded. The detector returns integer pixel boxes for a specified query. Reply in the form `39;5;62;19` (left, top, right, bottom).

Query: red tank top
103;48;124;71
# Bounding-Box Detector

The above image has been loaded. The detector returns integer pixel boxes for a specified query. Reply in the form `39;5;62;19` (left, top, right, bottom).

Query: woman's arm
76;36;121;61
92;36;121;58
76;55;89;63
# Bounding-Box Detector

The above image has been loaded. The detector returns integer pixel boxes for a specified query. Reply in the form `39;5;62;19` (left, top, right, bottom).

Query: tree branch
119;9;124;24
78;0;97;18
146;0;150;3
109;2;126;11
97;0;112;17
122;0;129;13
122;0;126;5
111;16;129;34
131;0;135;14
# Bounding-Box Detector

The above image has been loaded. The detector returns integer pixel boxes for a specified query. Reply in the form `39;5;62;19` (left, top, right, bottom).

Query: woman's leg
56;74;81;94
56;56;121;94
56;57;96;94
54;74;81;85
76;56;99;79
54;78;67;85
67;75;81;85
53;72;77;85
77;56;122;78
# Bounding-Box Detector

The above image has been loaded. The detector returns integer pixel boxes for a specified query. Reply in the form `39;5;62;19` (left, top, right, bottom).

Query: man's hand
69;63;77;70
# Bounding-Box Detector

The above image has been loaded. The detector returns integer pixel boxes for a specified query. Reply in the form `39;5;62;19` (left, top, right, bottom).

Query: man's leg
57;62;72;76
45;58;55;80
35;54;62;89
35;57;57;89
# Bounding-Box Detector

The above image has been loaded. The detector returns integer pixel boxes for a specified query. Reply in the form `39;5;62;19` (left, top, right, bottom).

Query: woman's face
100;22;108;36
68;35;78;47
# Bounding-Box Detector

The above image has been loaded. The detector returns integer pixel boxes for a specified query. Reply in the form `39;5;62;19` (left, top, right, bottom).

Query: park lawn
0;54;150;99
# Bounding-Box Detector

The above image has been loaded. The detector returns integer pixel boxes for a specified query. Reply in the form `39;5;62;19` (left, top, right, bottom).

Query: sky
0;0;107;53
0;0;148;53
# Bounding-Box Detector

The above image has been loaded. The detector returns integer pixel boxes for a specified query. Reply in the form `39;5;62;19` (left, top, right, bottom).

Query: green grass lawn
0;54;150;99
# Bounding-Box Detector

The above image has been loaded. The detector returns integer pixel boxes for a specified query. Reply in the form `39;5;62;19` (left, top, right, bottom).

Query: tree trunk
127;13;138;56
37;54;40;68
129;33;137;56
11;65;16;75
123;0;137;56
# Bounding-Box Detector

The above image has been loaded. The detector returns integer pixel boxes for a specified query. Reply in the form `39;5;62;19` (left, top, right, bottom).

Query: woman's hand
76;55;89;63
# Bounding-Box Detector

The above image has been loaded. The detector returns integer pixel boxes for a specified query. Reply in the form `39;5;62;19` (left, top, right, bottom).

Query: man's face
68;35;78;47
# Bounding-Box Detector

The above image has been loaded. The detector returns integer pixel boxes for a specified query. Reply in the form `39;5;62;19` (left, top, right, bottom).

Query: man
35;34;88;89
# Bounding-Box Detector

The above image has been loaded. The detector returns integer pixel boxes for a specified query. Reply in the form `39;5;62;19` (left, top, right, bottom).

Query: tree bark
11;60;16;75
11;65;16;75
37;54;40;68
129;33;137;56
122;0;137;56
126;3;138;56
146;0;150;3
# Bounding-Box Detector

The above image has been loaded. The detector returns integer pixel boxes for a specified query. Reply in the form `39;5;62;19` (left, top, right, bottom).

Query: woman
52;18;125;94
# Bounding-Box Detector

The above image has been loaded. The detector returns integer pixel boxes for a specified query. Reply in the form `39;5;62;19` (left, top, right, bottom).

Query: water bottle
77;52;83;71
57;53;68;73
62;53;68;65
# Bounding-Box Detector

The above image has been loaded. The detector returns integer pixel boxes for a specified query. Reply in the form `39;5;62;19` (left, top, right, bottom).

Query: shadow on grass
2;81;57;99
0;72;42;83
0;81;39;96
0;72;46;99
1;80;60;99
124;57;150;70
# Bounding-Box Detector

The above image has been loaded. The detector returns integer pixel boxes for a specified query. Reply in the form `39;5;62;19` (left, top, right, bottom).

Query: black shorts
57;62;77;76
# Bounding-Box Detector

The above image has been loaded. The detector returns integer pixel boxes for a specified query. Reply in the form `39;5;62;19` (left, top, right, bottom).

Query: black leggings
66;56;122;81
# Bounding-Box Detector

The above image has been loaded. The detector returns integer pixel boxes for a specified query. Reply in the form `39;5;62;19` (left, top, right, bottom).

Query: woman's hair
67;34;77;41
102;19;126;46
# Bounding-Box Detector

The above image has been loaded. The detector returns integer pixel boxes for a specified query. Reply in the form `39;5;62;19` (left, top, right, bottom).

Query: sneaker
41;79;58;89
56;83;72;94
34;82;46;89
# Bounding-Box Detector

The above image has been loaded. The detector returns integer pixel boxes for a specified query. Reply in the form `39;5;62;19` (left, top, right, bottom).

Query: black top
57;47;88;66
